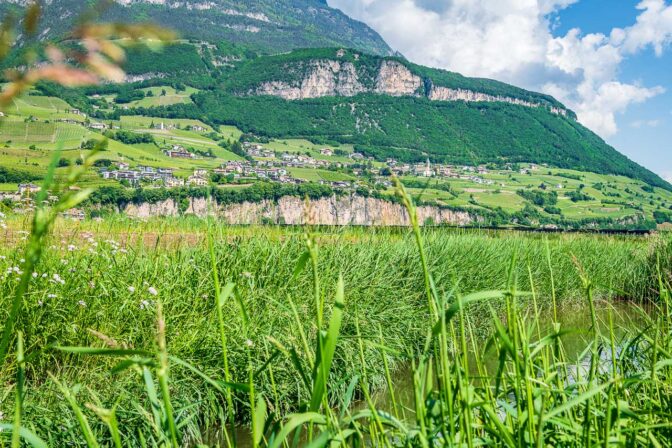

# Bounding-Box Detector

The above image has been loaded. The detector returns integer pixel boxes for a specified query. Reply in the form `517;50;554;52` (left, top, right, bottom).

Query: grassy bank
0;214;668;445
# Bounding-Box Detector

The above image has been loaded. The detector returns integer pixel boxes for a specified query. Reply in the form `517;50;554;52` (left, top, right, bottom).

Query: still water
205;301;649;447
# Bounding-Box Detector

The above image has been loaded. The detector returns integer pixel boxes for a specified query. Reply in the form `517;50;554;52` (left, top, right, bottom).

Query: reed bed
0;167;671;446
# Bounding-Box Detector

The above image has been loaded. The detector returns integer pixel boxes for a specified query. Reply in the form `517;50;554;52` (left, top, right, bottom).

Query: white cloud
328;0;672;138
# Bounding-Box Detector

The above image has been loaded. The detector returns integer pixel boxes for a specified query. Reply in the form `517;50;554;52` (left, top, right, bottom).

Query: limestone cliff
252;54;569;116
123;195;478;226
428;86;568;116
255;60;365;100
374;60;423;97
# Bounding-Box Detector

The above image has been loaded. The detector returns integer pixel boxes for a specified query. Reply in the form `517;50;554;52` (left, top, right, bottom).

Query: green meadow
0;196;671;446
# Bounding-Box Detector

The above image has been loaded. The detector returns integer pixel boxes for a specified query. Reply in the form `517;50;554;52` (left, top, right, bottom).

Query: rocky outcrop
375;60;423;96
428;86;568;116
123;195;478;226
252;55;569;116
256;60;365;100
124;199;180;217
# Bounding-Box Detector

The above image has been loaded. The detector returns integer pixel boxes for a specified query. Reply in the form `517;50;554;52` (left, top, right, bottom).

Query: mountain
0;0;392;56
173;48;665;190
1;1;668;190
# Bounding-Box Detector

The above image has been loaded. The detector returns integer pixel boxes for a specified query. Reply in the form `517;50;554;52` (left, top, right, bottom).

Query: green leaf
55;346;153;357
269;413;327;448
291;251;310;281
309;275;345;412
253;395;267;446
0;424;48;448
169;356;250;393
218;282;235;308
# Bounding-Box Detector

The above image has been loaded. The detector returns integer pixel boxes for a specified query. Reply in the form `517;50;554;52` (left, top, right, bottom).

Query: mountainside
0;3;668;192
0;0;392;56
161;48;665;190
223;48;571;117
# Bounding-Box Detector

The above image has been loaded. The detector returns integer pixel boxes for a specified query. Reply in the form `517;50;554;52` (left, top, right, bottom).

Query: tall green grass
0;172;671;446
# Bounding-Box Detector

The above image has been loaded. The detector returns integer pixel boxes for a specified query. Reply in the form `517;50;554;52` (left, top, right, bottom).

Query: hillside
2;88;672;229
150;47;661;190
0;0;392;56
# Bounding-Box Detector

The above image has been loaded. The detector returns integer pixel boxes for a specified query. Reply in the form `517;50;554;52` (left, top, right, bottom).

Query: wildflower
48;294;57;299
41;273;47;278
19;258;25;264
245;339;254;348
67;245;76;252
32;272;38;278
128;286;136;293
37;300;43;306
78;300;86;307
148;287;158;296
140;299;151;310
52;273;65;285
0;255;5;260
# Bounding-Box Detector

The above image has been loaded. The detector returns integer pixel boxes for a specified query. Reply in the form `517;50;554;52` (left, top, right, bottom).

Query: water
365;301;649;415
204;301;649;447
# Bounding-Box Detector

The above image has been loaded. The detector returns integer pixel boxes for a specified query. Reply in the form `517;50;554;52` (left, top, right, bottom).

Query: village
95;140;547;190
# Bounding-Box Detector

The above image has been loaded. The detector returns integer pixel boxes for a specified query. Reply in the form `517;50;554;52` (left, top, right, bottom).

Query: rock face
256;60;365;100
428;86;568;116
123;195;477;226
375;60;423;96
252;55;568;116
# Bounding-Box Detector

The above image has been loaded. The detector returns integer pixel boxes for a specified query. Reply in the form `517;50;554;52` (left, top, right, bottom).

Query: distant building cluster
101;163;177;184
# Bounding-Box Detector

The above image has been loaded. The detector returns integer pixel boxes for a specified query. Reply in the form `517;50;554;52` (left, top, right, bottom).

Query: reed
0;169;671;446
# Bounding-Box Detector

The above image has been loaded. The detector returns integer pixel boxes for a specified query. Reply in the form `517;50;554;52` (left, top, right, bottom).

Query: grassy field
1;199;671;445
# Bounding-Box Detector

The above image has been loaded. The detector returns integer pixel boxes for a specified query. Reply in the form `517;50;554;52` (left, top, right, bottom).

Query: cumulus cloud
328;0;672;137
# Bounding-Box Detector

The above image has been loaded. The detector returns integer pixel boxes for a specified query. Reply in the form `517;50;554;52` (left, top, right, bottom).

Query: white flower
67;245;76;252
47;294;57;299
0;255;5;260
140;299;151;310
78;300;86;307
37;300;43;306
128;286;136;293
148;287;158;296
19;258;25;264
245;339;254;348
32;272;38;278
52;274;65;285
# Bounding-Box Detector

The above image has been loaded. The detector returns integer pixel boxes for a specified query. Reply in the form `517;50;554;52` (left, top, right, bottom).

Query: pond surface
205;301;649;447
365;301;649;416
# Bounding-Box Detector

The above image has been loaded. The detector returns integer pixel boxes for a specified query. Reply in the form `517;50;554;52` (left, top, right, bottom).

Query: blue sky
554;0;672;180
329;0;672;181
